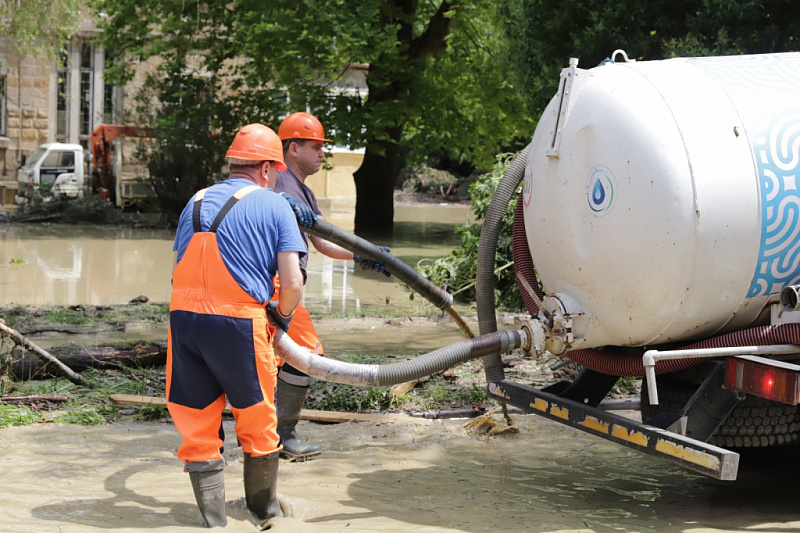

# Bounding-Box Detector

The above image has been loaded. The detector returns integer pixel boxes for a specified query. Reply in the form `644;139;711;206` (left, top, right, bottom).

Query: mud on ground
0;302;635;418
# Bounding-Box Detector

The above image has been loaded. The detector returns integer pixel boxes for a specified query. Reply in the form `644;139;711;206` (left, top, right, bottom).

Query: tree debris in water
465;406;520;436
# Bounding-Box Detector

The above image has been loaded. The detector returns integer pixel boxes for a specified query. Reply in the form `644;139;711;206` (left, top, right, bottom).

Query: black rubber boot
188;468;227;528
277;380;322;461
243;451;283;528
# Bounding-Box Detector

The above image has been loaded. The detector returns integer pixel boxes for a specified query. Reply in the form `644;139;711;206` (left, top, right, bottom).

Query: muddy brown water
0;204;470;312
1;203;799;531
2;416;800;532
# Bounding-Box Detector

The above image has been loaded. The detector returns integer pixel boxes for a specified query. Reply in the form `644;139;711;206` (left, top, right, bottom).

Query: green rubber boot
243;451;283;528
277;380;322;461
188;465;227;528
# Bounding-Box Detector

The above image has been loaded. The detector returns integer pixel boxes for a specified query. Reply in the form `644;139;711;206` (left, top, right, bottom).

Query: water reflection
0;203;471;311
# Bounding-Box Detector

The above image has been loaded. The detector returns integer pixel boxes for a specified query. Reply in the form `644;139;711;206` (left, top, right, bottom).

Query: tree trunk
353;132;402;239
8;341;166;381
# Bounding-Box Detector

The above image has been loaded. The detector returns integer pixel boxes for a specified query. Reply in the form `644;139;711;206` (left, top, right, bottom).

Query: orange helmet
278;112;331;142
226;123;287;171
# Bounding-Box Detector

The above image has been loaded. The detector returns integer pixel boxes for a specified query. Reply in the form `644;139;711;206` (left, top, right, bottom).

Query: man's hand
280;192;316;227
266;301;293;332
353;246;391;277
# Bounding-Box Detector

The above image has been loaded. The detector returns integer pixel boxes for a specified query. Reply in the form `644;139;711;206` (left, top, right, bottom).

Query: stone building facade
0;16;122;178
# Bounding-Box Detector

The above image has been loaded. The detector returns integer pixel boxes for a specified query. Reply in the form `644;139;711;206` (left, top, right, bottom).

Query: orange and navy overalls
272;170;325;385
167;184;299;467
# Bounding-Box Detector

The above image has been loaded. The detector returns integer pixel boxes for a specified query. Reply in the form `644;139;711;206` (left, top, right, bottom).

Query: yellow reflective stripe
611;424;649;447
579;416;609;434
655;439;721;470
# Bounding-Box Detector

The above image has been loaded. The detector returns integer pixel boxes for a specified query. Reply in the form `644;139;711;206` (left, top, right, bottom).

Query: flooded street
0;203;471;313
2;415;800;532
1;202;799;531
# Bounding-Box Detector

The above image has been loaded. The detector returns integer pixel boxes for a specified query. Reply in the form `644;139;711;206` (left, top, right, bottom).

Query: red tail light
724;356;800;404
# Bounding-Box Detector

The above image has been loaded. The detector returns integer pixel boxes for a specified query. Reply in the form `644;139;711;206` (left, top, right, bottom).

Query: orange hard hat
278;112;331;142
226;123;287;171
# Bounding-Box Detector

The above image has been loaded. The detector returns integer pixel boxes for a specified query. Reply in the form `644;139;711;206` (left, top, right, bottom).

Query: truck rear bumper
488;379;740;480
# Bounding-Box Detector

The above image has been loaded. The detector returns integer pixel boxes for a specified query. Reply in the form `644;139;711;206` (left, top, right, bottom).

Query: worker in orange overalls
167;123;308;528
271;112;390;461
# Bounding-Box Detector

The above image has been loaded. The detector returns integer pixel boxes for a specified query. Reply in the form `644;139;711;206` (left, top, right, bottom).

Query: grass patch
0;404;40;426
0;364;168;427
0;303;169;331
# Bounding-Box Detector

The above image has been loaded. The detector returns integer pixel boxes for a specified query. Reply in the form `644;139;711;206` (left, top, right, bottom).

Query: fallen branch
9;341;166;380
0;322;93;388
0;394;69;405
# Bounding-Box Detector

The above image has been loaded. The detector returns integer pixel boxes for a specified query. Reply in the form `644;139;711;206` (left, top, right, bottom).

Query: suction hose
273;327;524;386
303;219;474;337
475;145;531;383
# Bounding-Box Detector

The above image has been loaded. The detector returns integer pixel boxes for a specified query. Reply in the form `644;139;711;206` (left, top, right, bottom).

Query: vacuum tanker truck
488;50;800;481
275;51;800;482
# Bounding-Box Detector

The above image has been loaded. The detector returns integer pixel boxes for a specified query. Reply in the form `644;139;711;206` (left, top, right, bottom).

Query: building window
56;52;69;142
79;42;94;143
0;73;6;137
103;55;116;125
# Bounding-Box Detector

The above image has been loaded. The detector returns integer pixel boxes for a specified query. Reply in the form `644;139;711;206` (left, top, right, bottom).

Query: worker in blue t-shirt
169;123;306;528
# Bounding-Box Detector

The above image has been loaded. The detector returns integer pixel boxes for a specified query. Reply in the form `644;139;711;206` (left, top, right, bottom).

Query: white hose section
274;330;380;386
273;327;525;387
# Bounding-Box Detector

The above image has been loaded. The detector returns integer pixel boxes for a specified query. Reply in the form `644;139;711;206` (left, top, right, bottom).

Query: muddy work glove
279;192;316;228
353;246;391;278
266;301;293;332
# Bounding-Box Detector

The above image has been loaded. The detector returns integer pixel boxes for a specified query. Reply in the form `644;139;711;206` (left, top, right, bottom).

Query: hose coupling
514;317;548;359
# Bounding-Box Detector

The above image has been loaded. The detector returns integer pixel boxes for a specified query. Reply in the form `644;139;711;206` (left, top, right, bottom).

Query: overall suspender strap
192;189;208;233
209;185;260;233
192;185;260;233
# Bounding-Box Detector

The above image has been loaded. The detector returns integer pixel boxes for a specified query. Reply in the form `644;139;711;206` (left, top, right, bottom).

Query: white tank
523;52;800;349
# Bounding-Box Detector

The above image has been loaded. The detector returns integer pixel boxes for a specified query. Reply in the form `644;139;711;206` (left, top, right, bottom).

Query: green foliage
312;383;388;413
0;303;169;331
96;0;533;222
418;153;524;310
0;404;40;427
129;71;228;222
0;364;169;427
502;0;800;118
411;380;488;410
0;0;81;61
135;405;169;421
45;307;90;326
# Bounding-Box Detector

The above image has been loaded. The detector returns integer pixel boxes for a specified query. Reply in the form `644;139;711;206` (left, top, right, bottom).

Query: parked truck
15;124;153;207
15;142;86;203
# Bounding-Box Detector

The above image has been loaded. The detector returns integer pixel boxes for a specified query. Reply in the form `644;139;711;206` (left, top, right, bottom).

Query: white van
16;143;85;203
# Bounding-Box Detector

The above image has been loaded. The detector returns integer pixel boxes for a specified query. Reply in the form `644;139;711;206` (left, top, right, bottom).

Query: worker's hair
227;157;264;168
282;138;308;155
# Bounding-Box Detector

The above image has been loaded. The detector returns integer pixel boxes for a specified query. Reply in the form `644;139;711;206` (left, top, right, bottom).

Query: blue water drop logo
592;179;605;204
587;166;615;216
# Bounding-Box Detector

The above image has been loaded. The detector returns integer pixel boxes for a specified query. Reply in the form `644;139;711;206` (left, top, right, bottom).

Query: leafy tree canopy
0;0;82;61
96;0;533;234
503;0;800;117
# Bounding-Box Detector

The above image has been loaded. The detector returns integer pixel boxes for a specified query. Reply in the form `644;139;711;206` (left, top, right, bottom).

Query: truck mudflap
488;380;740;481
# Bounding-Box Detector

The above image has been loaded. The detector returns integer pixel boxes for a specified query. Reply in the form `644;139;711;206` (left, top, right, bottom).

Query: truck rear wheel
641;378;800;448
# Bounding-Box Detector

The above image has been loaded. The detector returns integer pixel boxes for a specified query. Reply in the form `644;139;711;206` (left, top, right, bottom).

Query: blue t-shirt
274;169;323;273
173;178;307;304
